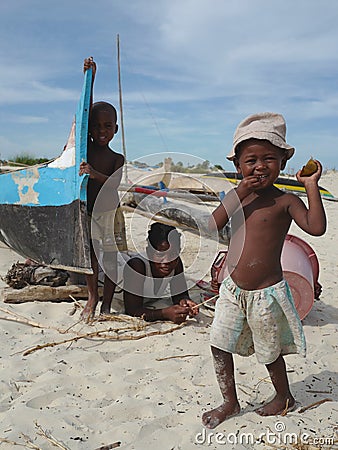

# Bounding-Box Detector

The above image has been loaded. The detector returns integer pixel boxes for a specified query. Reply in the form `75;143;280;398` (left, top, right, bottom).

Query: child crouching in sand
202;112;326;429
123;222;199;323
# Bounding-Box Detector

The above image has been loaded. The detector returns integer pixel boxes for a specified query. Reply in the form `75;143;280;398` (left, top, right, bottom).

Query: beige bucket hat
227;112;295;161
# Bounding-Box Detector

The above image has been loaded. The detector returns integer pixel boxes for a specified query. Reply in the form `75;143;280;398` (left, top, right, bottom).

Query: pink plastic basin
282;234;318;320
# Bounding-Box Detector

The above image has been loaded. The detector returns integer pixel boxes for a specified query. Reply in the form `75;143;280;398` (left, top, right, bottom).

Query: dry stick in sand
156;354;199;361
34;421;69;450
0;305;83;336
94;442;121;450
68;294;84;312
0;306;47;328
1;313;77;338
305;389;332;394
22;323;187;356
1;304;149;335
254;376;273;389
0;307;67;333
190;294;219;309
69;294;83;306
0;304;187;356
0;437;41;449
17;435;41;450
298;398;333;413
280;398;290;417
0;422;71;450
0;313;46;329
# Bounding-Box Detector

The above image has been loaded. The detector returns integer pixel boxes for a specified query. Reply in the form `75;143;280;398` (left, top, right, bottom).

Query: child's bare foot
255;395;295;416
80;297;98;322
202;402;240;429
100;304;111;316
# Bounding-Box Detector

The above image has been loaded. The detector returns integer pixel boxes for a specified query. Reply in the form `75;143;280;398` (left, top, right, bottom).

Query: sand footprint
26;389;68;409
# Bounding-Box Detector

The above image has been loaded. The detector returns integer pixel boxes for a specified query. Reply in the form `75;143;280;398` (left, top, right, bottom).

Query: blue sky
1;0;337;172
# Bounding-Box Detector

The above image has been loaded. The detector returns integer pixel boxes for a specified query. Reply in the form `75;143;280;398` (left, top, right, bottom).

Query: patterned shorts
89;207;127;252
210;276;306;364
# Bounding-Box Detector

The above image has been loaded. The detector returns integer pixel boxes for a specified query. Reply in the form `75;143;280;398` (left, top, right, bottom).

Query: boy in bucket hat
202;112;326;428
227;112;295;161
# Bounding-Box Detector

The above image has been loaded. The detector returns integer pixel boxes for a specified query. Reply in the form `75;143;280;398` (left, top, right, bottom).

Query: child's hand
179;298;199;316
163;304;190;324
83;56;97;77
237;175;265;195
296;159;322;185
79;161;95;178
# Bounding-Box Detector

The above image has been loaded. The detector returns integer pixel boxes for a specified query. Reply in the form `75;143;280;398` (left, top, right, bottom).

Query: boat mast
117;34;128;184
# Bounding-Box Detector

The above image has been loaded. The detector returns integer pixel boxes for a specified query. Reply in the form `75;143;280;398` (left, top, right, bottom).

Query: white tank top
130;253;173;301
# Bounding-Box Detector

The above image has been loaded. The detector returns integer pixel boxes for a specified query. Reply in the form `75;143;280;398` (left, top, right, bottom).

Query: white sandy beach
0;172;337;450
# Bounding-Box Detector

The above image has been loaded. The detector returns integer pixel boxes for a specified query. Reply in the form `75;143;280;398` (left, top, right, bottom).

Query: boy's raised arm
83;56;96;108
289;160;326;236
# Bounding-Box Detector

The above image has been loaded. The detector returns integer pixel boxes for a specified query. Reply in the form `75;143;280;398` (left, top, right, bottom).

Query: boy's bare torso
227;186;293;291
87;145;123;212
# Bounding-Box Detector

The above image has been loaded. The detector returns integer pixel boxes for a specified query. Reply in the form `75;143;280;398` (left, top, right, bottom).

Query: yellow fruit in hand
300;158;317;177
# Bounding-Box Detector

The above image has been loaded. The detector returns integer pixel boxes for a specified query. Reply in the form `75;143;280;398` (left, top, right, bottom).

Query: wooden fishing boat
125;163;337;202
121;190;231;245
0;70;93;273
202;172;337;201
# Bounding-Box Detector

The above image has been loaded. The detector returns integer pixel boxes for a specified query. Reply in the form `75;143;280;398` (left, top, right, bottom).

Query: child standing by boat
79;57;126;322
202;112;326;428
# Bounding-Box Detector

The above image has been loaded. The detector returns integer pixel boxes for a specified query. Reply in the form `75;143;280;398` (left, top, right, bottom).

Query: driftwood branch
1;284;91;304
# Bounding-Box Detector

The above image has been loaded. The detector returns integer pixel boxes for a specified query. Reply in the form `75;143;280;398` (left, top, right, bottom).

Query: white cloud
0;82;77;105
8;115;49;124
0;0;337;167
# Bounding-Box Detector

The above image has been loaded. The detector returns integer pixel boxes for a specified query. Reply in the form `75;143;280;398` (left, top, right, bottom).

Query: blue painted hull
0;71;93;273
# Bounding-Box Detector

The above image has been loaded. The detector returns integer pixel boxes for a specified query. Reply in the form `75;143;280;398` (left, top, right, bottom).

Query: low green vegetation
131;159;224;173
9;153;49;166
170;160;212;173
